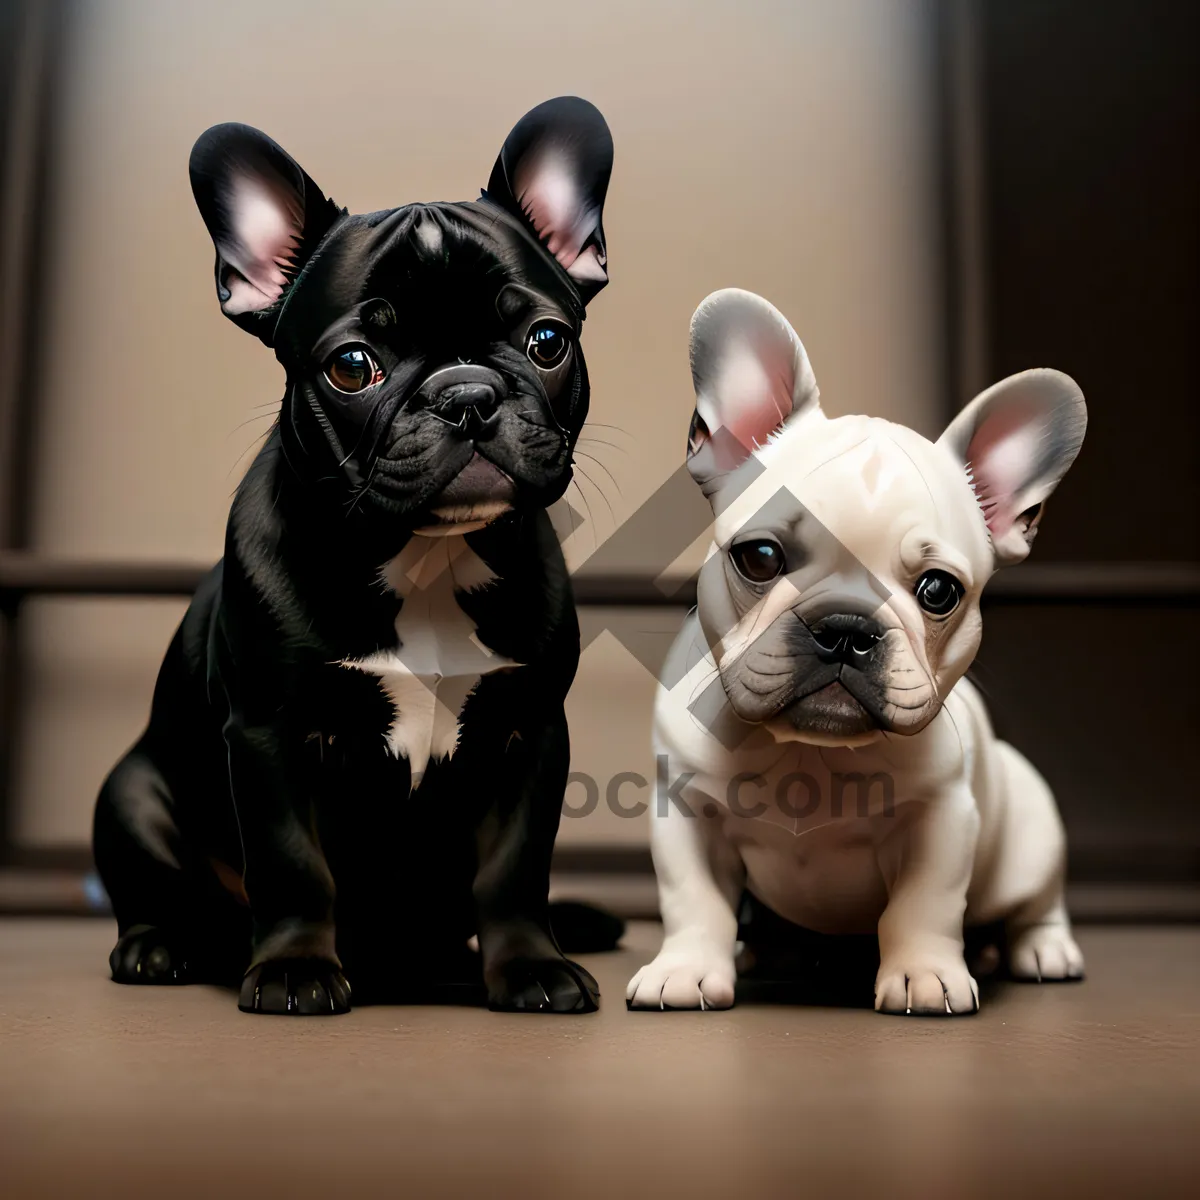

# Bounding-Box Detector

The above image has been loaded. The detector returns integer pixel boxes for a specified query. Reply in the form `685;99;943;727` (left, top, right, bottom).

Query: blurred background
0;0;1196;920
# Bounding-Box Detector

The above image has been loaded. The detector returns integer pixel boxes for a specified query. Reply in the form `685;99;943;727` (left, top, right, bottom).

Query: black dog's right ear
484;96;614;304
189;123;342;345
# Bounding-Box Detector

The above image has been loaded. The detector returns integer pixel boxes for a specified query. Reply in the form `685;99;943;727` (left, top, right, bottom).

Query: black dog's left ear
485;96;614;303
189;123;342;344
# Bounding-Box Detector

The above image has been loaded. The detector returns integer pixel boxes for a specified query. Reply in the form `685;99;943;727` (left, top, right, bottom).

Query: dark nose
809;614;886;665
417;364;507;433
438;381;497;418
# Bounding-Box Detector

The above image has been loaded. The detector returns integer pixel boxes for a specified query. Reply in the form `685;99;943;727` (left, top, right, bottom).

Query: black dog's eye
525;321;571;370
324;347;385;394
914;570;965;617
731;539;786;584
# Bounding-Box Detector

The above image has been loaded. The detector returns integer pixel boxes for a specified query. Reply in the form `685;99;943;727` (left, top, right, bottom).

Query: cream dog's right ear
938;369;1087;566
686;289;823;501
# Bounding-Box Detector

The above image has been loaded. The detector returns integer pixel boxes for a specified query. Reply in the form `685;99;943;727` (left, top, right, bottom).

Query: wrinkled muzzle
718;603;941;740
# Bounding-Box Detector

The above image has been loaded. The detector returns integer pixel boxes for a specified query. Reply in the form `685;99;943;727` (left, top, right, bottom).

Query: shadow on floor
732;893;1009;1010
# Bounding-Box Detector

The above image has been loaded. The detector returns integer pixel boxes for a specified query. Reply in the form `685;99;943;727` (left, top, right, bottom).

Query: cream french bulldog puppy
628;289;1087;1016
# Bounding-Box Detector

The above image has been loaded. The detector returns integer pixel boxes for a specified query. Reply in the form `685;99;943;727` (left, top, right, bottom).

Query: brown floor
1;920;1198;1199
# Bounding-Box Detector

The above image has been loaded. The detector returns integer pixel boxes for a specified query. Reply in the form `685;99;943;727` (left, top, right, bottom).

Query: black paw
238;958;352;1016
487;956;600;1014
109;925;190;985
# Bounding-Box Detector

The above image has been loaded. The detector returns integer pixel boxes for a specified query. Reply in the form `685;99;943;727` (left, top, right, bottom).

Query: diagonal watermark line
378;427;894;751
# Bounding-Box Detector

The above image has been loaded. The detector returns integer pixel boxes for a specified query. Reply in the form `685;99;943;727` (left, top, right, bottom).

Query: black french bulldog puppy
93;97;616;1015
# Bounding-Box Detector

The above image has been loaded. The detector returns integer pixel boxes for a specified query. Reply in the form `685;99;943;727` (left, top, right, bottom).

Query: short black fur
93;98;616;1015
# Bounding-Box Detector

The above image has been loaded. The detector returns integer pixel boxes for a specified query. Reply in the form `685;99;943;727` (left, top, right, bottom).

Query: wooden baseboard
2;865;1198;924
12;839;1197;882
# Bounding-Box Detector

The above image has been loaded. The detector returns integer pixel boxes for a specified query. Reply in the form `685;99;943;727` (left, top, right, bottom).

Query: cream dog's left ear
938;369;1087;565
686;289;823;500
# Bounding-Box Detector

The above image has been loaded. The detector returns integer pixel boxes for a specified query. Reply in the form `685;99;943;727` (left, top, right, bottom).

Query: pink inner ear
706;337;794;462
513;151;601;280
966;403;1041;538
220;174;303;315
565;243;607;283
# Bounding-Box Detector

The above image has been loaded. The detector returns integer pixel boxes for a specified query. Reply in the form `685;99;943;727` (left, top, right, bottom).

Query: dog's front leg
474;704;599;1014
626;786;743;1010
873;788;981;1016
224;716;350;1015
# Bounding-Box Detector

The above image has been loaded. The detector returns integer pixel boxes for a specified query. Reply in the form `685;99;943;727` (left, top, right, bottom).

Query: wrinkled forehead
714;418;991;568
277;200;576;352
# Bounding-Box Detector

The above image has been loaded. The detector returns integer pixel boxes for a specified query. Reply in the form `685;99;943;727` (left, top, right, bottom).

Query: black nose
809;615;885;665
438;381;497;418
417;364;506;434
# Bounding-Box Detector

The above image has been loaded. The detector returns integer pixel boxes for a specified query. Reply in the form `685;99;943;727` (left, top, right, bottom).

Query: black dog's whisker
337;390;394;471
574;448;623;497
576;434;630;456
573;461;617;528
227;412;277;440
227;421;278;484
581;421;631;437
567;477;599;549
341;388;408;517
345;455;382;517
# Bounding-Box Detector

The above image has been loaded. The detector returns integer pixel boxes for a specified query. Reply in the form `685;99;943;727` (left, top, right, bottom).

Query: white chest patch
339;534;519;788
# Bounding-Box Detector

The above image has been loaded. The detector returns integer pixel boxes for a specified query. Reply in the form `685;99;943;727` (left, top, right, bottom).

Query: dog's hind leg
94;744;247;986
990;742;1085;982
1008;894;1084;982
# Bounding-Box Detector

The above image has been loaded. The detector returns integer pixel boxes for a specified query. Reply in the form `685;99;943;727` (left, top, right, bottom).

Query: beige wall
15;0;943;849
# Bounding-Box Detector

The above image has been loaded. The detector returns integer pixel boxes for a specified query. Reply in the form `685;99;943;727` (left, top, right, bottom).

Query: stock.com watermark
562;756;895;820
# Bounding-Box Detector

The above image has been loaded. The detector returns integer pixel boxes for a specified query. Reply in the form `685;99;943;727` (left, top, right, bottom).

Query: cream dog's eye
731;539;785;583
915;569;964;617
